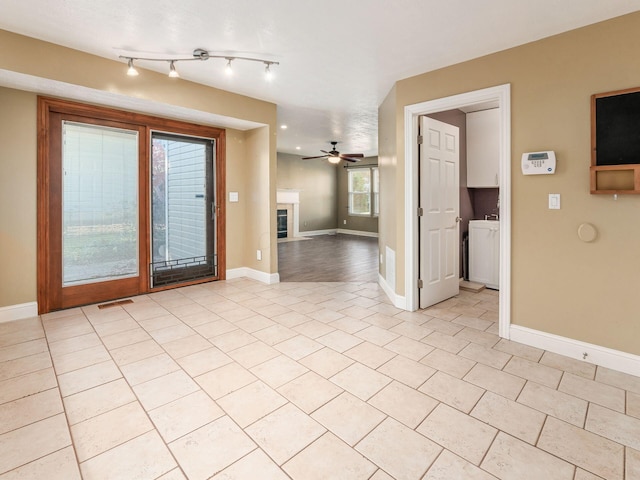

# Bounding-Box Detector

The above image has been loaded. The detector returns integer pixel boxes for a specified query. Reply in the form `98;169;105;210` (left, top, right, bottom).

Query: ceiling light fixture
119;48;279;79
225;58;233;76
168;61;179;78
126;59;139;76
264;62;273;81
328;156;341;164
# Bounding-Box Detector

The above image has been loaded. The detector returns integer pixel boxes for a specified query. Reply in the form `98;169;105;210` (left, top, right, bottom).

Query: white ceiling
1;1;638;157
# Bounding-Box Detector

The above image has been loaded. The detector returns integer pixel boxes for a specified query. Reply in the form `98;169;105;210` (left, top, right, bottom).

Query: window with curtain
348;167;379;216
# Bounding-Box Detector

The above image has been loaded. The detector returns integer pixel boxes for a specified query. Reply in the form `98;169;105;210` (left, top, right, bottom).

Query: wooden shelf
590;164;640;194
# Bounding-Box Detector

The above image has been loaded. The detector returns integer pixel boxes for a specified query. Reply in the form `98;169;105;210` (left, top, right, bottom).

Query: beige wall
0;30;277;308
379;12;640;355
276;153;338;232
244;127;277;273
0;88;37;306
378;85;398;285
337;157;379;233
225;128;248;270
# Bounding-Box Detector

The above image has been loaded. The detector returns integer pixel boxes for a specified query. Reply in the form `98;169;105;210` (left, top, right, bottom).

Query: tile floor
0;279;639;479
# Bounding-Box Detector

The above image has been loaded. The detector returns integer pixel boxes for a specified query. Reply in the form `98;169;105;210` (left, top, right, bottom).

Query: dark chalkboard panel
593;87;640;166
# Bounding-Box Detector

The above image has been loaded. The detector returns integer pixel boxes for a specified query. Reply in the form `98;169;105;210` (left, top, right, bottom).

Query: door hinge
417;135;423;145
418;279;424;289
417;207;424;216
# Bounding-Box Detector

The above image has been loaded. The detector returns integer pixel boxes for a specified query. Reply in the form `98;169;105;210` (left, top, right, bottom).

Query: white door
419;116;460;308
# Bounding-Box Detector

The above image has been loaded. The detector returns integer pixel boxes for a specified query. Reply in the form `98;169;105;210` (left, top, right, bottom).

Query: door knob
455;217;462;223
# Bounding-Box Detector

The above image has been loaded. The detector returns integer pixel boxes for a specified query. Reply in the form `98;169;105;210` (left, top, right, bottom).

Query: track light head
126;59;139;76
225;58;233;75
168;61;179;78
264;62;273;81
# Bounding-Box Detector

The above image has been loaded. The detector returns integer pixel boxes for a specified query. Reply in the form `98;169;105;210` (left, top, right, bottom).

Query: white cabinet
469;220;500;289
466;108;500;187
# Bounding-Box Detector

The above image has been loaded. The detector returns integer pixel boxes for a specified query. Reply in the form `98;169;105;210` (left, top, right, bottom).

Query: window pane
62;122;139;286
350;193;371;215
373;168;380;215
348;169;371;215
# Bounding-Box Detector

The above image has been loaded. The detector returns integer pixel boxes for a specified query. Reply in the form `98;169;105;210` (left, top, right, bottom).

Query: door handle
455;217;462;223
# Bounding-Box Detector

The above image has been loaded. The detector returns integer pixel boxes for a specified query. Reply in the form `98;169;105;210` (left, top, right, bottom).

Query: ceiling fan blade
342;156;362;163
340;153;364;158
320;150;331;155
301;155;327;160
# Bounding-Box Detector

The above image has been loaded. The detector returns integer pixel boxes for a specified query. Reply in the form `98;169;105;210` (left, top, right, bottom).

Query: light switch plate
549;193;560;209
229;192;239;202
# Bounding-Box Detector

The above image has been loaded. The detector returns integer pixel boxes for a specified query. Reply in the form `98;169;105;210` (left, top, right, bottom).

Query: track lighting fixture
119;48;279;80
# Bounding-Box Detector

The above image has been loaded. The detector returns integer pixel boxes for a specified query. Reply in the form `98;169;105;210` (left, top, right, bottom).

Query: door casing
403;84;511;339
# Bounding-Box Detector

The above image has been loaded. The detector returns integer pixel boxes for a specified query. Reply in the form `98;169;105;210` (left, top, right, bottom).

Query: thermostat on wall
521;151;556;175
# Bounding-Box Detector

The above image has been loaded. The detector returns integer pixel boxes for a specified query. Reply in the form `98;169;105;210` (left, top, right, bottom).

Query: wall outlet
343;220;347;225
256;249;262;261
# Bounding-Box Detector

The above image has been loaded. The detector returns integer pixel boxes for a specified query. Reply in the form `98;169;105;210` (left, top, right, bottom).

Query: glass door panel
62;122;139;286
151;133;217;287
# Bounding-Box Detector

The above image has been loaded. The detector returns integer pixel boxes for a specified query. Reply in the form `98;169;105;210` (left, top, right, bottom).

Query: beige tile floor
1;278;639;479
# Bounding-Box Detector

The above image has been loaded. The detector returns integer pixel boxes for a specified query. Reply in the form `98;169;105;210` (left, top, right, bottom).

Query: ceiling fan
302;141;364;163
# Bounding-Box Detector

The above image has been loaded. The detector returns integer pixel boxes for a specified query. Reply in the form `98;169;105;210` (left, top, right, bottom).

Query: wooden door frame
37;96;226;313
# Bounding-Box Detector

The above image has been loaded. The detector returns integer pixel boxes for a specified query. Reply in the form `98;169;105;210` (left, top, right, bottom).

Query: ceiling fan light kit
302;141;365;163
120;48;279;80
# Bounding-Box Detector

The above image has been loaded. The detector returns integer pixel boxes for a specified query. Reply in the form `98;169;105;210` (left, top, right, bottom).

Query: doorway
37;97;226;313
404;84;511;338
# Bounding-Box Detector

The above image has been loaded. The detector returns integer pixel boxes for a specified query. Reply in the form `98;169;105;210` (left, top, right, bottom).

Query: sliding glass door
38;97;226;313
150;133;217;287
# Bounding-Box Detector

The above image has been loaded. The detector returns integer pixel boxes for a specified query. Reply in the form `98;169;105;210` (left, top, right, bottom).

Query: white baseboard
378;273;407;310
510;325;640;378
298;229;337;237
226;268;280;285
336;229;379;238
0;302;38;323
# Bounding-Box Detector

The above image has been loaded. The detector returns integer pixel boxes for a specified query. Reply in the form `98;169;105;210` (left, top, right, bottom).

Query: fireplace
276;189;300;240
277;209;287;238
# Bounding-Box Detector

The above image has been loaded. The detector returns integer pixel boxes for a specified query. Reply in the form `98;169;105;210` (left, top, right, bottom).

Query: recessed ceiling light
295;146;301;150
280;125;287;130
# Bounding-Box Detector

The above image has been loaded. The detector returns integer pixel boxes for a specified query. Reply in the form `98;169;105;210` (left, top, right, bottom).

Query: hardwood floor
277;234;379;282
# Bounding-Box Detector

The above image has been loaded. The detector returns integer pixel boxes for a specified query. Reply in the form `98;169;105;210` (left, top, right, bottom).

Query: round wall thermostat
577;223;597;243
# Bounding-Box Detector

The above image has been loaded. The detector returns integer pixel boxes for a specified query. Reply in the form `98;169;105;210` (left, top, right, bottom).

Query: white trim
226;268;280;285
336;229;379;238
404;84;511;339
0;302;38;323
378;273;407;309
299;229;337;237
510;325;640;379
